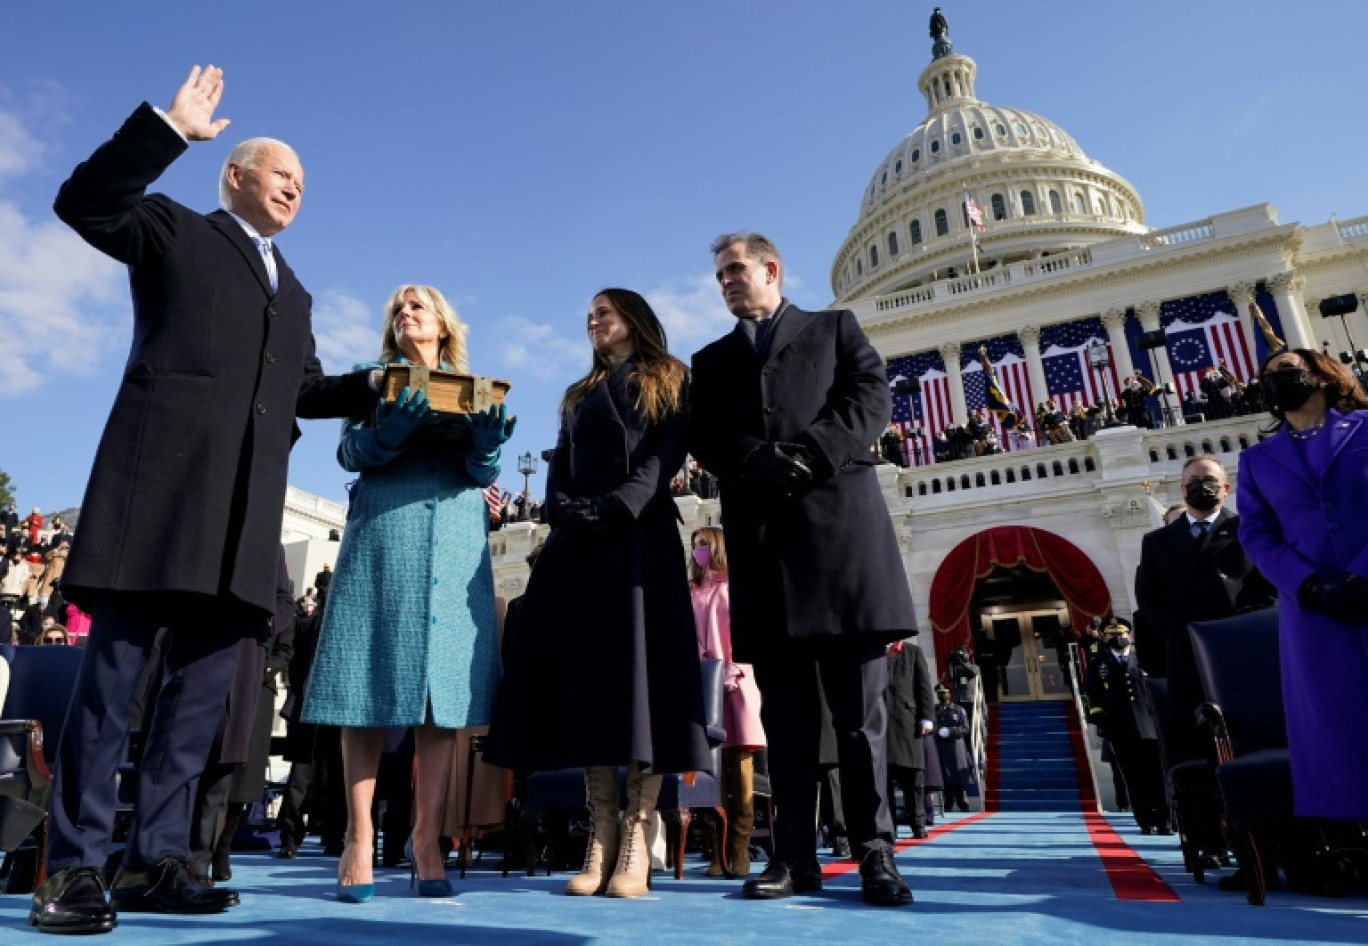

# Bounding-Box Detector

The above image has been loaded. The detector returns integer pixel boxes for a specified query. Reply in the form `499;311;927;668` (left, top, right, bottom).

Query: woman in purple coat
1237;347;1368;819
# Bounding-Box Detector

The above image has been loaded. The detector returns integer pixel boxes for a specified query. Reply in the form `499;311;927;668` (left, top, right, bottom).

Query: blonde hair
379;284;469;372
688;526;729;585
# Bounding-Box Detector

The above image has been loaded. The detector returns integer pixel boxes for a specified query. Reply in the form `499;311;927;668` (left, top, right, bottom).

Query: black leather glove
557;495;628;535
1298;572;1368;623
743;442;814;491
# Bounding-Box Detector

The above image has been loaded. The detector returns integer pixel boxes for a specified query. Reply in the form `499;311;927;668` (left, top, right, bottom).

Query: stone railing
1139;220;1215;249
1338;215;1368;242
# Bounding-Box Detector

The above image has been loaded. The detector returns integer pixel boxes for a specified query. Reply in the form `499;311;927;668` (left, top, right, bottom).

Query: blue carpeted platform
4;811;1365;944
994;702;1084;811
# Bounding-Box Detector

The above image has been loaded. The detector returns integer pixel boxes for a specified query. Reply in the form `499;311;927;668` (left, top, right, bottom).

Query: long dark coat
688;304;916;662
1238;408;1368;818
886;641;936;771
1134;507;1274;761
485;363;710;774
933;701;973;787
53;104;374;620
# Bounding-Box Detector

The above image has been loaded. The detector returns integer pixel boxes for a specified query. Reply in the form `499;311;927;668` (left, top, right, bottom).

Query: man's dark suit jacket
1134;506;1275;759
689;303;916;661
53;104;373;619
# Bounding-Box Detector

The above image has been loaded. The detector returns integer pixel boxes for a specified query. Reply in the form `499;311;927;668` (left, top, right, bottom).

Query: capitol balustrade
873;245;1097;311
1337;214;1368;242
897;414;1267;505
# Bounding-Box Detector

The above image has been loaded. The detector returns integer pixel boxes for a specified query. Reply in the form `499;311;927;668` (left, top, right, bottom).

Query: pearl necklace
1288;423;1325;440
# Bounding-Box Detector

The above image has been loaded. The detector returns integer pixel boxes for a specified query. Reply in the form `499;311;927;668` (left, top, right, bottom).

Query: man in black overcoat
689;232;917;907
1134;456;1274;764
1085;621;1171;834
885;639;936;838
30;67;376;934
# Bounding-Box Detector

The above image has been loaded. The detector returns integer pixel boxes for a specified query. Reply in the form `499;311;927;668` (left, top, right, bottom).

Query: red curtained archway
926;525;1113;670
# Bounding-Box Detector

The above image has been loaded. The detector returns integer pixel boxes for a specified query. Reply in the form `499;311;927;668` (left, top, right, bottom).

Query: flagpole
970;229;981;276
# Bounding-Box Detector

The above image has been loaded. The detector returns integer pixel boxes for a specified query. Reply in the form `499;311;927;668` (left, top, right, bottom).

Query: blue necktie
257;237;278;293
1191;521;1210;539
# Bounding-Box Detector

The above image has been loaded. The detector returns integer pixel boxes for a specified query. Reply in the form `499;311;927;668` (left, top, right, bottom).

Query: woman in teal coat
303;284;515;901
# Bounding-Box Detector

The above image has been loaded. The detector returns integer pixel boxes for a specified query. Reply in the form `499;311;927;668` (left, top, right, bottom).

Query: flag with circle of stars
1161;291;1256;401
1040;317;1122;413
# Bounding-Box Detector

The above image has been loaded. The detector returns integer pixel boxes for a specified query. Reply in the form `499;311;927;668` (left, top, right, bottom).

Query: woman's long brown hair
562;288;686;424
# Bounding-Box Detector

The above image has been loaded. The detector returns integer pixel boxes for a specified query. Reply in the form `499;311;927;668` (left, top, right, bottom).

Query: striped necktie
257;237;278;293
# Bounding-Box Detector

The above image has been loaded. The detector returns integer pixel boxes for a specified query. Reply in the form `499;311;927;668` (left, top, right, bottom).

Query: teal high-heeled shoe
406;837;453;898
337;882;375;903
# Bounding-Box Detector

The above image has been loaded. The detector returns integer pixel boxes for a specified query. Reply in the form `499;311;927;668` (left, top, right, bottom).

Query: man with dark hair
690;231;917;907
29;66;376;934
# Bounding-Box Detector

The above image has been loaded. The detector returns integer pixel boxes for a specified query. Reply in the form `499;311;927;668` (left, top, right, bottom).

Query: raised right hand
374;386;433;450
164;65;231;141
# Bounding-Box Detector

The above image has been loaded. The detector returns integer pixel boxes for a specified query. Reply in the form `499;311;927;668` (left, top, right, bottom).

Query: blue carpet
4;813;1365;944
993;702;1084;812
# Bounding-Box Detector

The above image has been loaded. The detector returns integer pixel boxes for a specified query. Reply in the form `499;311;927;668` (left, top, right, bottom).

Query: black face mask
1184;479;1222;512
1108;636;1130;651
1262;367;1317;413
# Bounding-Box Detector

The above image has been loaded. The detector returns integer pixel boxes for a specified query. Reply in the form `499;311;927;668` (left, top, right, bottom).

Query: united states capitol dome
832;12;1148;304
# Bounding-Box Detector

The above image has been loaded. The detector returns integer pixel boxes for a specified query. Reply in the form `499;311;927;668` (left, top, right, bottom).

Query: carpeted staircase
987;701;1086;812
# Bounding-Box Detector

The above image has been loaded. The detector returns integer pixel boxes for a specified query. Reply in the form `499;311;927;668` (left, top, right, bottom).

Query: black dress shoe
111;856;239;914
277;839;298;859
910;826;930;840
831;837;852;859
859;848;913;906
1157;826;1174;837
28;867;118;934
1140;826;1156;836
742;860;823;900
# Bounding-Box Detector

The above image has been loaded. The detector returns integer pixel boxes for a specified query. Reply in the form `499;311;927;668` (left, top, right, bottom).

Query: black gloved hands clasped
556;495;629;536
742;442;814;492
1298;572;1368;623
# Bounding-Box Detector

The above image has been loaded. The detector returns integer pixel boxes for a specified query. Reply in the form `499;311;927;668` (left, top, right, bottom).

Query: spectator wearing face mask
1085;619;1170;835
1134;456;1275;764
1237;347;1368;821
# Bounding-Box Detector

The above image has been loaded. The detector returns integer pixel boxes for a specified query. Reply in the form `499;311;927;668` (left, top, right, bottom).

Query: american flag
483;482;502;518
888;350;951;466
963;187;986;233
1161;292;1256;401
960;335;1034;450
1040;317;1123;413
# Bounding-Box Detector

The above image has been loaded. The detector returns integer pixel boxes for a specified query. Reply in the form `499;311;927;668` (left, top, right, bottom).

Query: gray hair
218;137;298;210
1180;455;1226;480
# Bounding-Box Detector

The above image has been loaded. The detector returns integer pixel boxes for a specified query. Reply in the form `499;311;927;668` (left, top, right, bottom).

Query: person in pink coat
689;526;765;877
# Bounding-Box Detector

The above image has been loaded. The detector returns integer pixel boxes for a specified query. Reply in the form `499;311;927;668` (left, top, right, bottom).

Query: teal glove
375;386;433;450
462;403;517;455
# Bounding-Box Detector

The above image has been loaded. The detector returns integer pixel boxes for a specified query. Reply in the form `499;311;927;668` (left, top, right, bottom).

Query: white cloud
496;315;586;382
0;101;127;395
310;288;380;373
645;273;734;358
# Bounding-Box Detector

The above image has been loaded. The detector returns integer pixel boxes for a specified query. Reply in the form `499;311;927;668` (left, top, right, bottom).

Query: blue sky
3;1;1367;515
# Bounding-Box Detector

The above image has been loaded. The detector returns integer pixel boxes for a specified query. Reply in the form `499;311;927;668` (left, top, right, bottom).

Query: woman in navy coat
1237;347;1368;819
486;288;710;899
303;284;514;900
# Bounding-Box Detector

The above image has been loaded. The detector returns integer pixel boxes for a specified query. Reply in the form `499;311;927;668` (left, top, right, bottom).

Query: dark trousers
818;767;845;845
1111;735;1169;830
188;759;238;875
47;596;243;870
276;761;314;846
754;642;894;864
887;764;925;828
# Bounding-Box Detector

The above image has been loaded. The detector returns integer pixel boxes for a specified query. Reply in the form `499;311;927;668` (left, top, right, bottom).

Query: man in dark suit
1134;456;1274;764
29;66;377;935
885;639;936;838
689;232;917;907
1085;619;1170;834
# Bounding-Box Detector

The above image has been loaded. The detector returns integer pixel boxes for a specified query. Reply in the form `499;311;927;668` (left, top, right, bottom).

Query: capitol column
1100;307;1136;381
940;341;968;424
1226;282;1261;370
1134;300;1175;386
1017;325;1050;411
1266;272;1317;350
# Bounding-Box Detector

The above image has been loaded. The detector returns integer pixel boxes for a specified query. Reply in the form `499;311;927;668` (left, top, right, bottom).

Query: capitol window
930;139;941;154
1072;192;1085;214
995;122;1007;136
888;232;899;257
973;126;985;140
991;193;1007;221
934;208;948;236
1049;190;1062;214
870;245;880;268
1020;191;1036;215
856;258;863;276
895;159;903;174
911;148;921;162
881;171;888;187
951;131;963;145
1014;121;1028;135
910;220;923;244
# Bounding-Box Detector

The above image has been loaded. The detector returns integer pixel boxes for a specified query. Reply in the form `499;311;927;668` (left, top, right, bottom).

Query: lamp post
1086;340;1122;428
517;451;537;522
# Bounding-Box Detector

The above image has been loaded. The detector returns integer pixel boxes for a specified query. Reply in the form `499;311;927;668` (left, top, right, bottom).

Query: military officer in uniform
1084;619;1170;834
932;685;973;812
